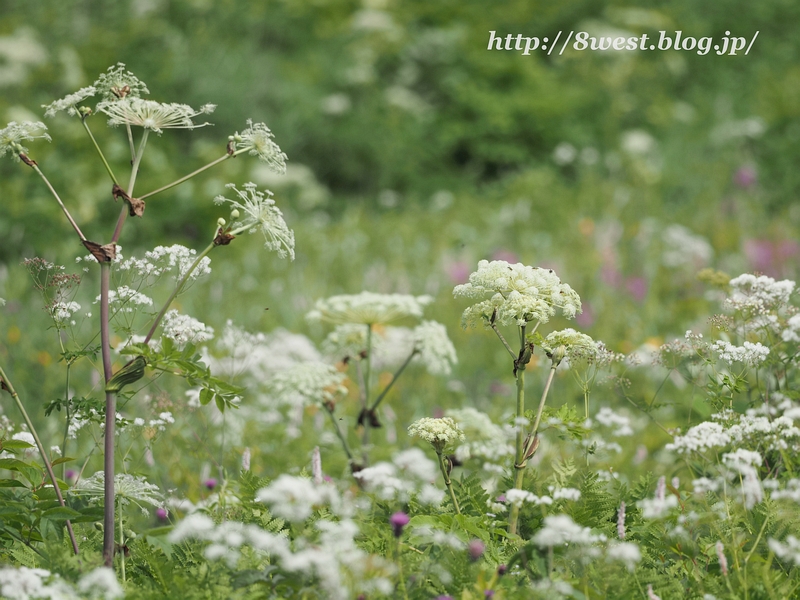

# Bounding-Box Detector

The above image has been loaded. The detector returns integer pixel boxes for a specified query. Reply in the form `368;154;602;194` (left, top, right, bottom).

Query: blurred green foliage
0;0;798;511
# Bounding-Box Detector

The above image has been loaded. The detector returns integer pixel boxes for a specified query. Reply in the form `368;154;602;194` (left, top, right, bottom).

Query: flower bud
230;209;240;219
550;344;567;366
217;217;226;227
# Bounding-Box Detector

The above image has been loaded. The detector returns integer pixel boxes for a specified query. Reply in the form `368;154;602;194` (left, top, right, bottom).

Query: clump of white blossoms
769;536;800;566
606;542;642;571
0;566;75;600
95;285;154;312
117;244;212;282
667;411;800;455
214;182;295;260
445;407;514;467
541;328;596;366
454;259;581;327
412;320;458;376
43;86;97;117
50;301;81;325
321;320;457;376
72;472;164;516
161;309;214;347
97;97;216;134
0;121;51;160
532;514;607;547
77;567;124;599
354;448;444;505
593;407;634;436
407;416;465;453
308;292;433;326
256;474;341;522
725;273;795;314
711;340;769;366
638;476;679;519
93;62;150;102
783;314;800;343
230;118;288;174
264;362;347;409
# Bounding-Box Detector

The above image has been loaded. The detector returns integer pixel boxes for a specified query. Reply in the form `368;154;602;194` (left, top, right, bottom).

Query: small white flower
0;121;51;160
231;119;288;173
77;567;124;599
161;309;214;347
407;417;465;452
93;62;150;102
43;86;97;117
532;514;606;547
607;541;641;571
412;320;457;376
214;182;295;259
265;362;347;409
256;475;331;522
711;340;769;367
308;292;432;326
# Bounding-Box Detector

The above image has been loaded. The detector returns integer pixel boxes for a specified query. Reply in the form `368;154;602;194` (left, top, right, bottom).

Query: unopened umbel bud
217;217;226;227
230;209;240;219
550;345;567;366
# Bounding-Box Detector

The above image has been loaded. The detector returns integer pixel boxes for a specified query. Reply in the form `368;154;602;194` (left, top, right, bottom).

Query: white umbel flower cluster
354;448;444;505
667;412;800;455
43;86;97;117
0;121;51;160
161;309;214;347
256;475;340;522
93;62;150;102
768;536;800;566
782;314;800;343
118;244;212;281
407;417;465;452
725;273;795;314
412;320;458;376
308;292;433;326
0;565;123;600
541;328;596;365
72;472;163;516
97;97;215;134
446;407;514;466
230;119;288;174
265;362;347;409
215;182;295;260
711;340;769;366
606;542;642;571
532;514;606;547
454;260;581;328
50;301;81;324
96;285;153;312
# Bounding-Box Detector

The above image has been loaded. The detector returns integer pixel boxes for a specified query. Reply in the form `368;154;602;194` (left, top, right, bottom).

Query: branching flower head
93;62;150;102
541;328;596;366
0;121;51;160
97;98;215;134
266;362;347;409
231;119;287;173
408;417;465;453
73;472;163;515
412;320;458;376
214;182;295;259
43;86;97;117
454;260;581;328
307;292;433;326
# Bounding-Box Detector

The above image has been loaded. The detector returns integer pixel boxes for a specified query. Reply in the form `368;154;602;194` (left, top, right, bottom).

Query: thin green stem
81;118;119;185
100;262;116;567
396;539;410;600
744;515;770;565
490;321;516;359
528;365;557;439
139;152;244;201
323;404;353;462
125;124;136;163
119;498;126;583
0;365;80;555
508;366;526;535
360;325;374;463
144;241;215;345
436;451;461;515
60;358;72;478
111;129;149;244
369;349;418;412
31;164;86;241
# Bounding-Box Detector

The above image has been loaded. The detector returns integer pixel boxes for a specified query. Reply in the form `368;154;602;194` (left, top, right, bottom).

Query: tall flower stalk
454;260;582;535
2;65;292;568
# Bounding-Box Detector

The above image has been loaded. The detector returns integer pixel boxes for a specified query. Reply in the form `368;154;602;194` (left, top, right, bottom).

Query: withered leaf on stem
213;227;235;246
19;153;37;167
112;184;146;217
0;378;8;393
82;240;117;263
357;408;382;428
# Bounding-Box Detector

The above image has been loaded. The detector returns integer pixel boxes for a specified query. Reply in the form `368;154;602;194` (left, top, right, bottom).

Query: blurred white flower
308;292;432;326
43;86;97;117
161;309;214;347
0;121;50;160
532;514;606;547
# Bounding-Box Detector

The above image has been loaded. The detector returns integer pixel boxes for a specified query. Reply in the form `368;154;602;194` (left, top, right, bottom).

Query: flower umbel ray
0;121;51;160
97;98;215;134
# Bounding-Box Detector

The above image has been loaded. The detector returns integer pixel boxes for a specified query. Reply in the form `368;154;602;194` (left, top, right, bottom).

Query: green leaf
51;456;75;467
42;506;81;521
1;440;34;451
199;388;213;406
